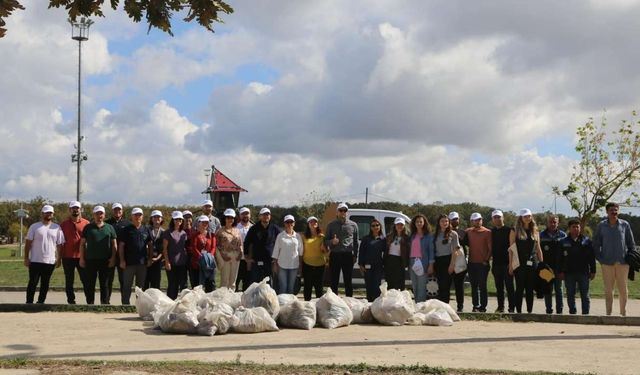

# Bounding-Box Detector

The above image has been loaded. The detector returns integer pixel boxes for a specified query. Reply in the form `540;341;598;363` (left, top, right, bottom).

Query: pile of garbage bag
133;277;458;336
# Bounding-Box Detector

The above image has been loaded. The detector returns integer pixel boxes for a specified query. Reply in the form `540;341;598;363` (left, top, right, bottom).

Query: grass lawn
1;243;638;298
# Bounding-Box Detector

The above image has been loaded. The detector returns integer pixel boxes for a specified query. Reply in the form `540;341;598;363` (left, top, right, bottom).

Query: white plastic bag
415;299;460;322
196;301;236;336
411;258;424;277
152;301;199;334
454;249;467;274
315;289;353;329
370;282;415;326
201;287;242;310
134;287;173;320
277;293;298;306
231;306;279;333
277;300;317;330
407;312;427;325
241;277;280;319
177;286;206;311
341;297;375;324
424;309;454;326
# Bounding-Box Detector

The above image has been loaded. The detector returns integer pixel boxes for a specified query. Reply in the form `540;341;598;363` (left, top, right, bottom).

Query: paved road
1;290;637;316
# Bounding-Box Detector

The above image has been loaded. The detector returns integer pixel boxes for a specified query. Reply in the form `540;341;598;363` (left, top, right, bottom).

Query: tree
553;112;640;228
0;0;233;38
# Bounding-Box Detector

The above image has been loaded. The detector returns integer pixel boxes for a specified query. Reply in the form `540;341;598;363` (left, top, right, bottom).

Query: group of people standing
23;200;635;316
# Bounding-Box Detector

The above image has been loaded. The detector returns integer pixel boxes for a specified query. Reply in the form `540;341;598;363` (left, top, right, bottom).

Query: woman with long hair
358;218;386;301
432;214;461;304
301;216;327;301
385;217;410;291
215;209;243;289
272;214;304;295
162;211;188;299
409;214;435;302
509;208;544;313
144;210;164;290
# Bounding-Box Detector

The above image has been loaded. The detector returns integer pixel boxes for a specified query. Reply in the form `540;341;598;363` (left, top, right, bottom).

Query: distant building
202;165;248;210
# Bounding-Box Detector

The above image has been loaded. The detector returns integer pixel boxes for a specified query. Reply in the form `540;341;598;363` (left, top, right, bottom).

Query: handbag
412;258;425;277
509;243;520;271
454;249;467;274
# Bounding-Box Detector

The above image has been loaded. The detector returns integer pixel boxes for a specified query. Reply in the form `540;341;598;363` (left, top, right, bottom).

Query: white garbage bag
415;299;460;322
315;289;353;329
370;282;415;326
152;301;199;334
231;306;279;333
277;293;298;306
241;277;280;319
277;300;317;330
200;287;242;310
423;309;454;326
407;312;428;325
177;286;206;311
134;287;173;320
196;301;237;336
341;297;375;324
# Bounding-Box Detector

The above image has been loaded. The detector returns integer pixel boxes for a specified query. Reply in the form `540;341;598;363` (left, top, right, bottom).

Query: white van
346;208;411;240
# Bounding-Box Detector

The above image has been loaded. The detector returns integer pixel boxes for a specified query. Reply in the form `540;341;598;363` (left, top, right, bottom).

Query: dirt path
1;312;639;374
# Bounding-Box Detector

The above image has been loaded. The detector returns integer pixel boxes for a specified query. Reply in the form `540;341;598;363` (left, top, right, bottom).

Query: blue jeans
468;262;489;310
565;272;590;314
278;267;298;295
544;273;564;313
410;258;428;302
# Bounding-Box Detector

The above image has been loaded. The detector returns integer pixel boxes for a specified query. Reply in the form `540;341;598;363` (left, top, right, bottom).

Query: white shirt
272;231;304;269
236;222;253;243
388;237;402;257
26;222;65;264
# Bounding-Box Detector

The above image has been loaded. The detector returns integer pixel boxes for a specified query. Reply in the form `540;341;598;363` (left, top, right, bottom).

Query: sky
2;0;640;215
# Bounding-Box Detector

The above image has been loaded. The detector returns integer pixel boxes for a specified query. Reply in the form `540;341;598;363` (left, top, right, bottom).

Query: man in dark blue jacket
561;219;596;315
244;207;282;288
540;215;567;314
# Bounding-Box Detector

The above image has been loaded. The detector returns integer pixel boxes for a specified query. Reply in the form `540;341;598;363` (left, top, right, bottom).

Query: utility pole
365;187;368;205
14;204;29;258
69;17;93;201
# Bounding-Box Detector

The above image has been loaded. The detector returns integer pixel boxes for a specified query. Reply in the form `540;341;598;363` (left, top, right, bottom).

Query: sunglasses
371;224;380;227
338;209;348;213
285;221;294;224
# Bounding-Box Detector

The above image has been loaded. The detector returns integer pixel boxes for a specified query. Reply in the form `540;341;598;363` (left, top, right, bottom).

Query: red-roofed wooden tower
202;165;248;210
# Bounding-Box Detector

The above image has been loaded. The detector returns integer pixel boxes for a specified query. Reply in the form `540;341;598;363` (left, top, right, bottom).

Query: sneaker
457;307;463;313
472;307;479;312
495;307;505;313
478;307;487;313
556;309;563;314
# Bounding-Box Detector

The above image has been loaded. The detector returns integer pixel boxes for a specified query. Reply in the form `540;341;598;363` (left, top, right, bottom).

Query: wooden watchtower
202;165;248;210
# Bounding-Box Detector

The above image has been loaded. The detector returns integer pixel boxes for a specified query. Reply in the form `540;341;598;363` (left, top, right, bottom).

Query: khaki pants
601;263;629;316
216;252;241;289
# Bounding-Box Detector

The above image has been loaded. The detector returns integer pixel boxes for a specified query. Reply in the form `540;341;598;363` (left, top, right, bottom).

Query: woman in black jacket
358;219;386;301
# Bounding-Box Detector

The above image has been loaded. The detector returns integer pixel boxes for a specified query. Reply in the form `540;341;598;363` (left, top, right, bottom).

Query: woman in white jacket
272;214;304;294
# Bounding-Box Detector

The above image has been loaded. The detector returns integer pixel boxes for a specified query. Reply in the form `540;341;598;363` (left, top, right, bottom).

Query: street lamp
69;17;93;201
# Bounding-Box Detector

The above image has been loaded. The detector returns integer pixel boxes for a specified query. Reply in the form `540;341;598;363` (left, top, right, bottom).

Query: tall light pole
69;17;93;202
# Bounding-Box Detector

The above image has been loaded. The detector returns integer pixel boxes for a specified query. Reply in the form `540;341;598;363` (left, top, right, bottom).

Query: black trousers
62;257;86;304
144;259;162;290
107;253;123;300
453;271;466;311
514;266;536;313
190;268;215;292
330;252;354;296
26;262;55;304
384;254;405;291
84;259;111;304
235;259;251;292
363;264;383;302
434;255;453;303
166;265;188;300
492;262;515;311
302;263;325;301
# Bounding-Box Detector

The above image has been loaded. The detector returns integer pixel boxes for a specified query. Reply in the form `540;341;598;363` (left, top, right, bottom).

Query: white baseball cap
131;207;143;215
307;216;318;223
197;215;210;223
69;201;81;208
41;205;54;213
337;202;349;211
491;210;504;218
171;211;183;220
470;212;482;221
150;210;163;217
394;217;405;225
202;199;213;207
239;207;250;215
93;205;105;214
259;207;271;215
448;212;460;220
224;208;236;218
112;203;123;210
519;208;533;217
283;214;295;223
182;210;193;217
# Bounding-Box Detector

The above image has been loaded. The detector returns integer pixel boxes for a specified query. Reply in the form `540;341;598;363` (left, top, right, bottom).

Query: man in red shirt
59;201;90;304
